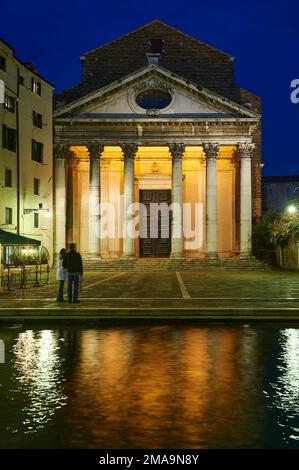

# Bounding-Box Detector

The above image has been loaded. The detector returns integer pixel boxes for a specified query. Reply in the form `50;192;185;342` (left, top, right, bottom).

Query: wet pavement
0;270;299;319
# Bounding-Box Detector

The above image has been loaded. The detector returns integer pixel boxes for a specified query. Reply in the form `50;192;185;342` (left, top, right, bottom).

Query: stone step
83;257;273;271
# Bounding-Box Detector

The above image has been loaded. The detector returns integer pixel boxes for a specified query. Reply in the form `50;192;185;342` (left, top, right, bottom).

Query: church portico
53;28;261;267
53;139;255;263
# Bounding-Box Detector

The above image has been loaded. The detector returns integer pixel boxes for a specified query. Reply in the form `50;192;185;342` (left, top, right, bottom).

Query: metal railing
0;263;50;290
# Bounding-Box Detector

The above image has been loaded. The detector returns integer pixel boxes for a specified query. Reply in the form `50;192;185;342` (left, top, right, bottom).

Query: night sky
1;0;298;175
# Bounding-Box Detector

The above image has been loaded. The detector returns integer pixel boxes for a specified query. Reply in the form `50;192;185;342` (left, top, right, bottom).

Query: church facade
53;21;261;263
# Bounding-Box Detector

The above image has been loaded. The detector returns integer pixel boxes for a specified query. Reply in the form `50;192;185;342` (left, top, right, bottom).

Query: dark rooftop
262;175;299;183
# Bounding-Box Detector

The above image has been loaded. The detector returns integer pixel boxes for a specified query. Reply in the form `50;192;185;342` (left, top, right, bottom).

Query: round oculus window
136;89;172;110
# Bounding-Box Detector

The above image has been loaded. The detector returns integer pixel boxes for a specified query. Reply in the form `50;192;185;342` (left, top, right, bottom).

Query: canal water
0;324;299;449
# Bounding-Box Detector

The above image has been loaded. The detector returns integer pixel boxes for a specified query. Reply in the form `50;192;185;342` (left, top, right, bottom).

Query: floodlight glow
287;205;297;214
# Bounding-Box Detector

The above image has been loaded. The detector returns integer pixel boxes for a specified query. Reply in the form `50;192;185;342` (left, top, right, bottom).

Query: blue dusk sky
1;0;298;175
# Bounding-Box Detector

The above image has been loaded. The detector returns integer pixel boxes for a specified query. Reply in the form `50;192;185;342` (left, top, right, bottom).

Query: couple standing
56;243;83;303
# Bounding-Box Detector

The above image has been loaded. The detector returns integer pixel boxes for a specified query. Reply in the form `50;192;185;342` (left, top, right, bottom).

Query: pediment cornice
53;65;260;120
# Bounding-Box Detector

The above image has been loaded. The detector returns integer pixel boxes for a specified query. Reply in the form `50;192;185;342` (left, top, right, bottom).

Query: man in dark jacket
63;243;83;303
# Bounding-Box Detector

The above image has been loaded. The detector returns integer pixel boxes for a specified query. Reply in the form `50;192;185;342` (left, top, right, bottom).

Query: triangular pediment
53;65;259;120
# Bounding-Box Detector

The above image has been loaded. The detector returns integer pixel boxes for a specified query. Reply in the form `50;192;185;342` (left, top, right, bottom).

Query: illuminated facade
53;21;261;263
0;39;54;262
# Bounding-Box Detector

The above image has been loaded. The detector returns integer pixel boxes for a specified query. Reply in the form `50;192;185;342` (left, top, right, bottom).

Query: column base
121;254;137;260
101;254;111;260
170;252;185;260
239;252;254;260
86;253;102;260
205;252;218;260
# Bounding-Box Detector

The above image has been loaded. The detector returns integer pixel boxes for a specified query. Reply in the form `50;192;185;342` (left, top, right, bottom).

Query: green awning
0;229;41;246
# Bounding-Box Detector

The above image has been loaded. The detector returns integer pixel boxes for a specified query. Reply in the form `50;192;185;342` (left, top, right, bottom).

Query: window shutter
12;129;17;152
40;143;44;162
32;139;35;160
151;38;163;53
2;124;7;149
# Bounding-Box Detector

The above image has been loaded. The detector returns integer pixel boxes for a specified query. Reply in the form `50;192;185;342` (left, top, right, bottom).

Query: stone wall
275;235;299;270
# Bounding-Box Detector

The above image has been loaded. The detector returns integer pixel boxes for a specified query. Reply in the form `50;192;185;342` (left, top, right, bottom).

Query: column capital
86;143;105;160
69;158;80;170
202;143;220;160
236;142;255;159
168;142;185;160
101;159;110;169
54;143;72;159
121;143;138;160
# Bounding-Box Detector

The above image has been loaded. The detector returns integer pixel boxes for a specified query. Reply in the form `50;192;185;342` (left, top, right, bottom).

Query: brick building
53;20;261;264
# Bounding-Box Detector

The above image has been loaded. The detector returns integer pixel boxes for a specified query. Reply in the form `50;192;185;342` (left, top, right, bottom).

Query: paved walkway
0;270;299;321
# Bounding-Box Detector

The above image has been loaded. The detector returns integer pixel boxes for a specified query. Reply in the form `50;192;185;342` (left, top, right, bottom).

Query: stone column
169;143;185;259
54;144;69;255
237;143;254;258
71;159;80;247
121;143;138;259
66;156;75;248
87;143;104;258
203;143;220;259
100;159;110;258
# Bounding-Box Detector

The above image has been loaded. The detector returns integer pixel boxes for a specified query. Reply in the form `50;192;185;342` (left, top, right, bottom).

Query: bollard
7;264;10;290
0;340;4;364
34;263;39;287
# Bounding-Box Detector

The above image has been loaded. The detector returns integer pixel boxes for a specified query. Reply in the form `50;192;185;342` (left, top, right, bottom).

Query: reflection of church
53;20;261;264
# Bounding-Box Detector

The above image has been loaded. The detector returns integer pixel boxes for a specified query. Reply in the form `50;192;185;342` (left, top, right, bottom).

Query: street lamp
23;203;51;217
287;205;297;214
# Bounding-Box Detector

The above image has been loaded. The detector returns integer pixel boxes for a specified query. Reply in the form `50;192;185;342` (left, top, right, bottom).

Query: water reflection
63;326;267;448
268;329;299;443
11;330;67;433
1;325;299;448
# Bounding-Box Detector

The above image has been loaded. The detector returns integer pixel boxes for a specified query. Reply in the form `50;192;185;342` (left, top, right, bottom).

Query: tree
252;211;279;250
270;210;299;246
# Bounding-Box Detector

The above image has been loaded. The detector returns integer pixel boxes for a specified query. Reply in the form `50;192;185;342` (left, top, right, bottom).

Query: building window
0;55;6;71
19;75;25;86
4;94;15;112
2;125;17;152
5;168;12;188
31;139;43;163
33;111;43;128
33;177;40;195
136;89;172;110
31;78;41;95
147;54;160;65
151;38;163;53
5;207;12;225
34;212;39;228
